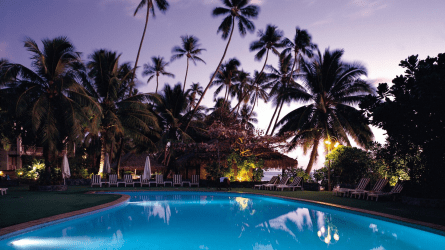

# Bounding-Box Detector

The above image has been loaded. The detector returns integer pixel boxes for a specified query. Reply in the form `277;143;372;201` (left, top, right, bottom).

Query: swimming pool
1;192;444;249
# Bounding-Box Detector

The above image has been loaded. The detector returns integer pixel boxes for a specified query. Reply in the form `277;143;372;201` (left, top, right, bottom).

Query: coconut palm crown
171;35;206;92
277;48;375;173
143;56;175;94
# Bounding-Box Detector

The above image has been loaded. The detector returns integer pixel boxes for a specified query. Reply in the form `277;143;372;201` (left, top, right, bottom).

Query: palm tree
85;49;160;174
130;0;170;96
231;69;252;114
247;70;270;117
170;35;206;92
230;24;284;114
277;48;375;173
142;56;175;93
187;82;203;111
7;37;101;174
211;58;240;107
185;0;259;131
266;28;317;135
238;104;257;129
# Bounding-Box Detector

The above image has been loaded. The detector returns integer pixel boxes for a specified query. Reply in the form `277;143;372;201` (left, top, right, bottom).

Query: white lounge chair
367;182;404;201
265;176;290;191
133;175;141;187
109;174;118;187
173;175;184;187
123;174;134;187
334;178;370;197
351;178;388;199
276;177;303;191
0;188;8;195
191;175;199;187
155;174;167;187
254;176;278;190
141;177;155;187
91;175;103;187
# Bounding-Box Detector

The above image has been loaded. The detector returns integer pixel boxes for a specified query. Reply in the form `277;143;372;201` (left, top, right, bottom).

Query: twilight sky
1;0;444;170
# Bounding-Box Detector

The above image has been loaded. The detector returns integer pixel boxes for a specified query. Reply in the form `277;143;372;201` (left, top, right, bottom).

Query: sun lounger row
333;177;403;201
254;176;303;191
91;174;199;188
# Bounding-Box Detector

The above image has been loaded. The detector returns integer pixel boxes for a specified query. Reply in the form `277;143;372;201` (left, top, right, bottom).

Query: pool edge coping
0;189;443;238
0;193;130;238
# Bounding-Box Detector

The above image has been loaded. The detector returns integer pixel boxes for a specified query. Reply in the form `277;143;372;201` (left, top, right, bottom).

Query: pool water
1;192;444;249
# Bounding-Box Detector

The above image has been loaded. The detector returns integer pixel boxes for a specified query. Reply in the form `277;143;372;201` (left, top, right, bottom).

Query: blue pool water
1;192;444;249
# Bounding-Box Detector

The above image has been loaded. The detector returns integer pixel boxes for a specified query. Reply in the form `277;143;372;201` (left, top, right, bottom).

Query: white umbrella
62;153;70;185
142;156;151;180
103;153;111;174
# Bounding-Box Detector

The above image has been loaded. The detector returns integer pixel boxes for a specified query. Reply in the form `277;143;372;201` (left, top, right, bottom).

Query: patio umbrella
103;153;111;174
142;156;151;180
62;153;70;185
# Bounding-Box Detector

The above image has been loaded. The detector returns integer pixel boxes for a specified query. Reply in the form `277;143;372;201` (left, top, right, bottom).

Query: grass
1;185;444;231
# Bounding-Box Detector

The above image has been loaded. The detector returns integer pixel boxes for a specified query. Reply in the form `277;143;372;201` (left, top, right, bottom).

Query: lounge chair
367;182;404;201
173;175;184;187
155;174;168;187
0;188;8;195
91;175;104;187
254;176;278;190
265;176;290;191
141;177;154;187
123;174;135;187
351;178;388;199
133;175;141;187
276;177;303;191
109;174;118;187
191;175;200;187
334;178;370;197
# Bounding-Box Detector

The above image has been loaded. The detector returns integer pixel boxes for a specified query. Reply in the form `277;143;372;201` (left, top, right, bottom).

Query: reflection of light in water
256;208;313;238
10;231;124;249
235;197;250;210
371;246;386;250
253;243;274;250
149;202;171;224
316;214;339;245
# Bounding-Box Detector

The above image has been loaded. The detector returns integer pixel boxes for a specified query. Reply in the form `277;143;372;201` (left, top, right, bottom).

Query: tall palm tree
248;70;270;117
7;37;101;173
268;27;317;135
230;24;284;114
85;49;160;174
185;0;259;131
130;0;170;96
277;48;375;173
142;56;175;94
211;58;240;107
171;35;206;92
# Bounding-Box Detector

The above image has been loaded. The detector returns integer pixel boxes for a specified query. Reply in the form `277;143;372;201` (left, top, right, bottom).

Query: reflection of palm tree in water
140;195;172;224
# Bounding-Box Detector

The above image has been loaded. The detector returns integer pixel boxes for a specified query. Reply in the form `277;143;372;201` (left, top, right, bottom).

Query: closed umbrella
62;153;70;185
103;153;111;174
142;156;151;180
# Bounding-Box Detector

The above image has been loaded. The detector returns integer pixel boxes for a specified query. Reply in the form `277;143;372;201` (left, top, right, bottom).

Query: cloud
348;0;388;19
310;17;334;27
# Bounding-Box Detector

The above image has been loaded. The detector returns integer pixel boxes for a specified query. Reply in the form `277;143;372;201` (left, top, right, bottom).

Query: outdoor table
164;179;173;187
182;180;191;187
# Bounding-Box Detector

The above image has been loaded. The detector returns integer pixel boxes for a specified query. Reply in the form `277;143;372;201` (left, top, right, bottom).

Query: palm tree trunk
271;100;285;135
248;96;257;118
306;135;320;174
129;6;150;97
265;101;280;135
230;49;270;115
182;58;189;92
184;17;236;131
156;75;159;93
115;138;124;178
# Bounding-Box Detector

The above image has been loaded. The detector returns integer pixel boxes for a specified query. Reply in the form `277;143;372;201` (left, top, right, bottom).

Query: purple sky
1;0;444;170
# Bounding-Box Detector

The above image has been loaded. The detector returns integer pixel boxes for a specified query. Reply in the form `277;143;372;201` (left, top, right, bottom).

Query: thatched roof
118;153;166;171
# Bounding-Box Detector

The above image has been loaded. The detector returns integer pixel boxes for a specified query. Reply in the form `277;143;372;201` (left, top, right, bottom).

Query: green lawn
1;185;444;231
